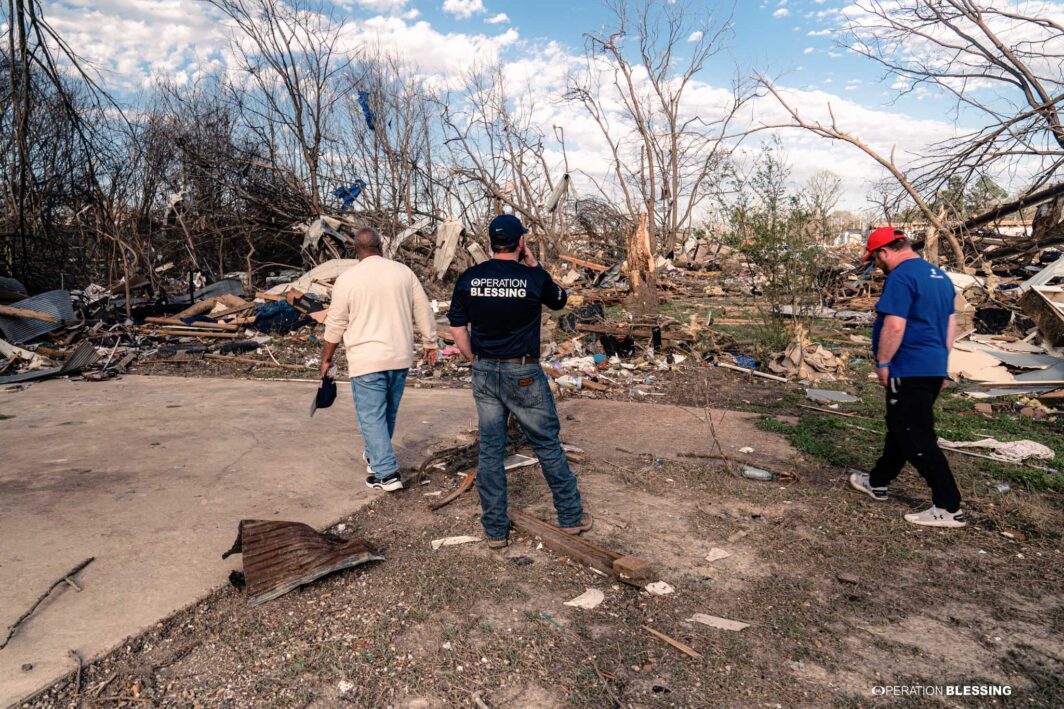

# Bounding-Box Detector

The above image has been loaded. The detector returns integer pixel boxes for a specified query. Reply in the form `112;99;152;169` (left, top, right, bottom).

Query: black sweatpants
869;376;962;513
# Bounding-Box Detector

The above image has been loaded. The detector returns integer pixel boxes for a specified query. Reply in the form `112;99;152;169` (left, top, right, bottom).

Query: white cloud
687;30;703;42
803;47;815;54
442;0;486;20
44;0;229;91
350;0;409;11
402;8;420;20
773;8;790;18
485;13;509;25
807;28;832;36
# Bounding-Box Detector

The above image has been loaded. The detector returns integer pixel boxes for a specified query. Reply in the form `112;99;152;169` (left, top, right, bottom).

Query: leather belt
476;355;540;364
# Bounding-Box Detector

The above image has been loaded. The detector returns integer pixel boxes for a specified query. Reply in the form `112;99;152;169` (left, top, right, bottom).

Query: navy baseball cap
309;373;337;417
488;214;528;248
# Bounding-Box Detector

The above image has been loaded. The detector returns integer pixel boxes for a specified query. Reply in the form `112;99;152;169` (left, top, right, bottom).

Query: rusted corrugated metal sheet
222;520;383;605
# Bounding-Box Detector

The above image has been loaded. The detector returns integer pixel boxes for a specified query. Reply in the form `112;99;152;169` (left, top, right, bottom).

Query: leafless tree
842;0;1063;197
209;0;352;214
566;0;753;256
758;1;1063;269
441;63;567;256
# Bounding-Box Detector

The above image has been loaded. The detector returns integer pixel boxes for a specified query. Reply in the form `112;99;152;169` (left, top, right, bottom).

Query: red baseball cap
864;227;906;262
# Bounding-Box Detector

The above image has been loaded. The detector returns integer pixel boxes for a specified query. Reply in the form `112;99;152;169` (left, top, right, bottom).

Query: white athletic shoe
362;451;374;476
848;471;888;501
904;506;967;528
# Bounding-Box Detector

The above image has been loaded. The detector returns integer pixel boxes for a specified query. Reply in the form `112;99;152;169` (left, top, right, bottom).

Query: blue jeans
351;369;408;479
472;360;583;540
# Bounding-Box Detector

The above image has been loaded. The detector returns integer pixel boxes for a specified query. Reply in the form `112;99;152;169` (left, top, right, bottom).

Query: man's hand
320;359;333;379
876;366;889;387
519;246;538;268
423;345;439;368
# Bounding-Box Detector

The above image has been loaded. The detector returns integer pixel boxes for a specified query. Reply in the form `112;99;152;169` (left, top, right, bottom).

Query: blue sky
31;0;1064;208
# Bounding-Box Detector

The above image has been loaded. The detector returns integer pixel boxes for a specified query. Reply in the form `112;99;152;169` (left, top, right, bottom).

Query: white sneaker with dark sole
365;473;403;492
904;506;966;528
848;471;888;501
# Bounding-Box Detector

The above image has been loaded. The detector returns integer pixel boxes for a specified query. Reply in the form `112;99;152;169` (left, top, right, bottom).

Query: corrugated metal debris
222;520;384;605
0;290;75;344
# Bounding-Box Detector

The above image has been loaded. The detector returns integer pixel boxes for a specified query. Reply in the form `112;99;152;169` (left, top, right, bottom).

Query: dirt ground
17;364;1063;708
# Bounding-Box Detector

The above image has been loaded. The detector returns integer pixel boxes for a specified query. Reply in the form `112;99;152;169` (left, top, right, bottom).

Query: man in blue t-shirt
448;214;589;548
849;227;966;528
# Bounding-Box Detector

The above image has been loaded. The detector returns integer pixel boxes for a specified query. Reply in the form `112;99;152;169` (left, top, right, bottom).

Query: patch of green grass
758;362;1064;493
757;413;880;469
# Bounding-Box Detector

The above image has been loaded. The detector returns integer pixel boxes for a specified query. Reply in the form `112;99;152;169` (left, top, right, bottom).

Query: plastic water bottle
556;374;583;390
741;466;777;482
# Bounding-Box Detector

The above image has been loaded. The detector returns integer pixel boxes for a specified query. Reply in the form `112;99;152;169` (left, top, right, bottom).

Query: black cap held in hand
310;373;337;417
488;213;528;248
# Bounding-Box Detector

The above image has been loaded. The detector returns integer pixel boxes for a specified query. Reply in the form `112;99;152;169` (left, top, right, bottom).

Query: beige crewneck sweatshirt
323;255;437;378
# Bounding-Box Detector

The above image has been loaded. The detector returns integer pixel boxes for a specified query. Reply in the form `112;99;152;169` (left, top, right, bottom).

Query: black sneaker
366;472;403;492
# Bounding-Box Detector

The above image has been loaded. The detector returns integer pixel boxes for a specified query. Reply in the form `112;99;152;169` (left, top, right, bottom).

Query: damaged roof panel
222;519;383;605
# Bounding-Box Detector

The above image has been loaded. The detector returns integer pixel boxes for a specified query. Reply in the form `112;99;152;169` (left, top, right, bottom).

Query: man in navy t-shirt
849;227;966;528
448;214;589;548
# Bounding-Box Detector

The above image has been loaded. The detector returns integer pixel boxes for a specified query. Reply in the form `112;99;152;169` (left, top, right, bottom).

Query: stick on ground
643;625;703;659
0;557;95;650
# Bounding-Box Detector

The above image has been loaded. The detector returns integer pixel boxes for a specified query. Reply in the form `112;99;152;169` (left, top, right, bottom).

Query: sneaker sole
848;473;886;501
366;479;404;492
904;515;966;528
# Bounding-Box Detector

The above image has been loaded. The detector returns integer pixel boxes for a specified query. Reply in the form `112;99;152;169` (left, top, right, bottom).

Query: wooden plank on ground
0;304;58;323
204;354;307;371
643;626;703;659
509;509;654;586
143;317;239;331
150;328;241;339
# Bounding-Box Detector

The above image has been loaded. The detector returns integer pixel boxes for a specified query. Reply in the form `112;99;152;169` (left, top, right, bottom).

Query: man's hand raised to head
518;235;538;268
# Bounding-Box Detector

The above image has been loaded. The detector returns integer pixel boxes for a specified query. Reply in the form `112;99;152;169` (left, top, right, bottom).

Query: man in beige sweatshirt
321;227;438;491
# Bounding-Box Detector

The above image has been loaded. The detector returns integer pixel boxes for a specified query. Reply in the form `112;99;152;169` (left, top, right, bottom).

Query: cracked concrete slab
0;376;793;704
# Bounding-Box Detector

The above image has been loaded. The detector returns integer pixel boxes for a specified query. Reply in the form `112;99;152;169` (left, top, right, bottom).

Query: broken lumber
714;361;789;383
1;557;94;650
574;323;687;342
204;354;307;371
149;328;241;339
210;302;255;318
509;510;655;586
1020;287;1064;347
0;304;58;323
560;255;609;272
143;317;239;331
643;626;702;659
430;470;477;510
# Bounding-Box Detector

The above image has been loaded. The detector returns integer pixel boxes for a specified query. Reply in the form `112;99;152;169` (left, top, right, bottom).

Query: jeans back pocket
504;369;543;409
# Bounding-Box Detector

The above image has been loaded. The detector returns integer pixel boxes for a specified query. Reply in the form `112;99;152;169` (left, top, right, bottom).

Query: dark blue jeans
472;360;584;540
351;368;408;479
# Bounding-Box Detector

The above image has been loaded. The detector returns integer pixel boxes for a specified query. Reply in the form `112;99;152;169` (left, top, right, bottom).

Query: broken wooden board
0;304;58;323
509;509;655;586
430;469;477;510
1020;287;1064;347
222;520;383;605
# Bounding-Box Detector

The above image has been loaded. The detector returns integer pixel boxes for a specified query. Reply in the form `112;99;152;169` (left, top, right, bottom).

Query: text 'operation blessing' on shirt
447;259;568;359
470;277;528;298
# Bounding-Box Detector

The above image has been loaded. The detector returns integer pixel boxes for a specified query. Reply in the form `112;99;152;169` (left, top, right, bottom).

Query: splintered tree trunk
626;213;658;315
